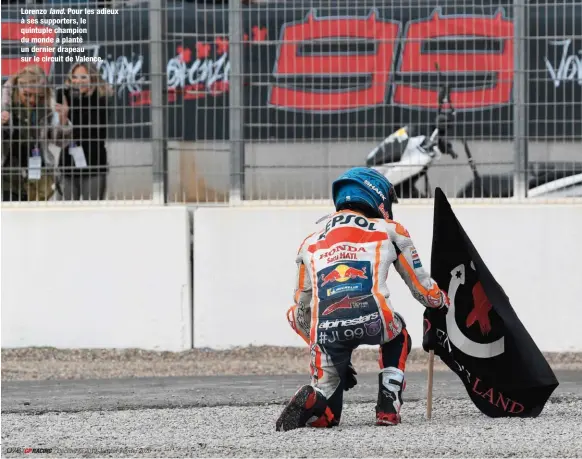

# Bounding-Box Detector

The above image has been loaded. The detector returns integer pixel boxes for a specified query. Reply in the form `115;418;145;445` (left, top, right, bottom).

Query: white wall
2;203;580;352
193;203;582;352
1;206;192;351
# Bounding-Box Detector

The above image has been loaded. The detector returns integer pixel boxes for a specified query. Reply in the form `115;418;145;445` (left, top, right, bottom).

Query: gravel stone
3;347;581;381
2;399;581;458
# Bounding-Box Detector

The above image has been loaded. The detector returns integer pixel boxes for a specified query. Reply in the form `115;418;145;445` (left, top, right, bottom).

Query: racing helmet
332;167;398;220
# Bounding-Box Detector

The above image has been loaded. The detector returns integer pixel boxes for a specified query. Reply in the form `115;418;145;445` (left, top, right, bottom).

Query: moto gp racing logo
6;448;53;454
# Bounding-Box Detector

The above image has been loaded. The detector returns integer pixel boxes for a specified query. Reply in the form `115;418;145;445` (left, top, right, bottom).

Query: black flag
422;188;559;417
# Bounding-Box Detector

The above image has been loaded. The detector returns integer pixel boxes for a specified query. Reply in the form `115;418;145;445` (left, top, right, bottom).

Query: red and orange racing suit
286;209;448;422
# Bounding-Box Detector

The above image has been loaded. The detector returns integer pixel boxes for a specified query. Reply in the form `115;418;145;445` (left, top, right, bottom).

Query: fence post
513;0;528;200
228;0;245;204
150;0;168;203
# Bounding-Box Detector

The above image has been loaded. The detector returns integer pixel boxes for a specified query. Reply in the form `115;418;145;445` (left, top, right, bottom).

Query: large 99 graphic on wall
268;8;515;113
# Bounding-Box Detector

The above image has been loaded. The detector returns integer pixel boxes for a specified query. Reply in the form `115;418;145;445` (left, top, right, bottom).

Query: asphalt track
2;371;582;457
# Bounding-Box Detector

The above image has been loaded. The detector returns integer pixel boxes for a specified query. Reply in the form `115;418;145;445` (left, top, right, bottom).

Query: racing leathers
286;209;449;427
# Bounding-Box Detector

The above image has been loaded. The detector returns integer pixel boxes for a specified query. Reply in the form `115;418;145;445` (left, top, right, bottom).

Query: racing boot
375;367;405;426
276;385;336;432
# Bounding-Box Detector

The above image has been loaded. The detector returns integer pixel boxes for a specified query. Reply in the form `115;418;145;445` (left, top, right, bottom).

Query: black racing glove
344;363;358;391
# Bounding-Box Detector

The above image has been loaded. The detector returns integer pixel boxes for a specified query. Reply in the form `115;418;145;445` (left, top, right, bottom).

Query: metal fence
1;0;581;205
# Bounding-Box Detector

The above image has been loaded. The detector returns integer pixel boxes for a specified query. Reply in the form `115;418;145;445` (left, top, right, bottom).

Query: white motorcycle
366;71;582;199
365;81;459;199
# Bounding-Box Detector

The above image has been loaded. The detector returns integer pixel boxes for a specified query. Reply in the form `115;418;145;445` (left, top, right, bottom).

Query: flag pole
426;350;435;420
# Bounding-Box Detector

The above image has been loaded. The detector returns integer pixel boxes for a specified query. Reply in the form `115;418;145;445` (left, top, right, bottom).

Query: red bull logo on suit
318;261;372;298
320;264;368;286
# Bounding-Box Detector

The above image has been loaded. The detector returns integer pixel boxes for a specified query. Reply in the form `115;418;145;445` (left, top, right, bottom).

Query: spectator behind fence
1;65;71;202
56;63;114;201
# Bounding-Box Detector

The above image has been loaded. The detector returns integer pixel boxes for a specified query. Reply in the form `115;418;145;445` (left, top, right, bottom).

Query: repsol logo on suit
318;214;377;240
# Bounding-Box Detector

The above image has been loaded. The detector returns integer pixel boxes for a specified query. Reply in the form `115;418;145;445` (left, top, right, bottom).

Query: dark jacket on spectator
56;86;111;176
2;78;72;200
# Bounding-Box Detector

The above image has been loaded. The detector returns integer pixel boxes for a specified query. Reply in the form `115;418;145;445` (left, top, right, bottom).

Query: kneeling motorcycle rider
277;167;449;431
